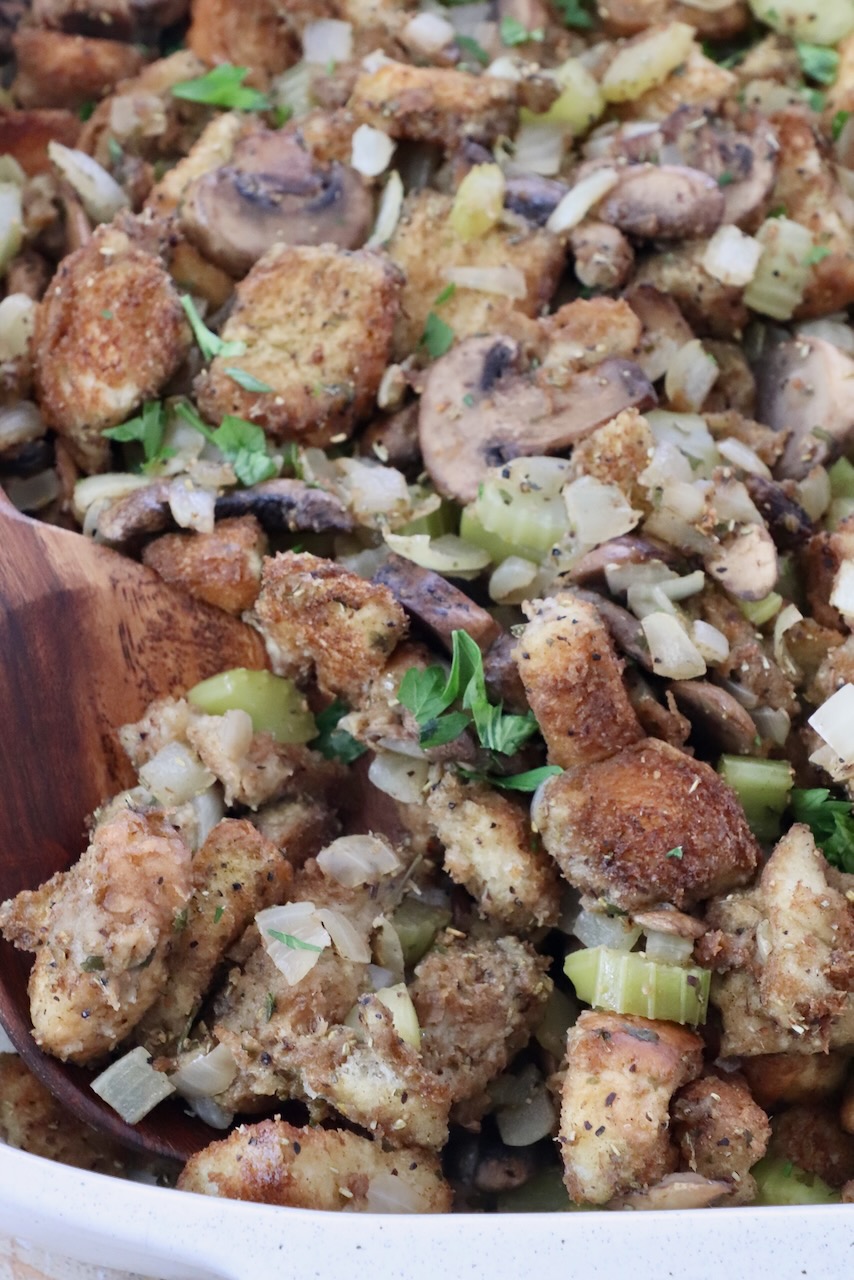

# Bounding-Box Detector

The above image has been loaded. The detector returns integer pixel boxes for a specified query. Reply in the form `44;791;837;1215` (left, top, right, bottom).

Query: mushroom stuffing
5;0;854;1218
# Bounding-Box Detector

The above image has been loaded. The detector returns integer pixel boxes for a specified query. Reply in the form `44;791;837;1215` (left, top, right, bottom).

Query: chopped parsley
455;34;490;66
791;788;854;872
103;401;175;474
264;992;276;1021
500;15;544;44
172;64;270;111
107;137;123;166
181;295;247;362
273;104;293;128
462;392;476;408
717;170;736;187
224;367;274;393
433;283;457;307
421;311;455;360
804;244;832;266
267;929;323;952
81;955;105;972
458;764;563;792
552;0;593;29
176;402;278;487
795;41;840;87
666;846;684;860
833;110;851;142
214;906;225;924
173;908;189;931
311;698;367;764
78;101;95;121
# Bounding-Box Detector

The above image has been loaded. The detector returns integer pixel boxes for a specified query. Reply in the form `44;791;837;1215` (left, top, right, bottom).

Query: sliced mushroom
572;587;653;672
670;116;778;231
418;336;656;503
755;336;854;479
744;475;813;551
374;554;502;652
96;480;172;545
482;632;530;715
214;478;354;534
704;522;778;601
631;906;705;939
625;283;694;383
568;221;634;291
609;1173;730;1212
669;679;760;756
504;175;568;227
180;130;374;277
597;165;725;241
358;403;421;474
569;534;686;587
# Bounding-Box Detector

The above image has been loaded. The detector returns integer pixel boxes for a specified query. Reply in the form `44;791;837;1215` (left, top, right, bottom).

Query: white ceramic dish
1;1141;852;1280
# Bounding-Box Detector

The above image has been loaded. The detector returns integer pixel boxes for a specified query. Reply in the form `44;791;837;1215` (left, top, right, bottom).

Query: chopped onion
445;0;491;35
317;834;401;886
511;122;566;178
48;142;129;224
371;917;406;983
384;532;491;578
376;983;421;1049
831;560;854;619
664;340;719;413
546;167;619;234
627;582;678;620
717;437;772;479
644;931;695;966
563;475;640;547
495;1069;556;1147
316;906;371;963
368;751;430;804
748;0;854;44
0;183;23;273
808;683;854;766
367;170;404;248
271;62;313;119
441;264;527;299
303;19;353;63
639;440;694;491
168;481;215;534
641;612;707;679
601;21;696;103
486;54;522;80
605;560;679;596
91;1047;175;1124
365;1171;431;1214
337;456;410;523
0;294;35;362
257;901;330;985
0;1022;16;1053
570;907;641;951
170;1043;238;1100
367;963;397;990
191;785;225;849
691;619;730;664
711;477;763;527
138;741;215;806
351;124;396;178
489;555;542;604
719;677;759;710
743;217;814;322
0;155;24;187
796;318;854;355
5;470;60;514
643;507;714;556
0;401;44;452
796;466;832;521
682;0;739;8
773;602;803;679
752;705;791;747
646;410;720;476
361;48;393;73
702;224;762;288
402;11;455;54
187;1097;235;1129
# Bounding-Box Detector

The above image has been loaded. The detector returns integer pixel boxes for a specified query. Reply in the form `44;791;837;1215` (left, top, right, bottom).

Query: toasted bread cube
31;0;184;38
598;0;748;39
0;107;80;175
12;28;144;110
187;0;299;89
142;515;267;616
194;243;403;446
145;110;249;218
672;1074;771;1204
351;61;518;149
33;223;191;472
0;1055;127;1172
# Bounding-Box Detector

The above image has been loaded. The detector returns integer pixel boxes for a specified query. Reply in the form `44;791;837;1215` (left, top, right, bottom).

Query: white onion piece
796;466;832;521
511;122;566;178
639;440;694;491
0;400;44;451
563;475;640;547
773;602;803;679
808;683;854;766
495;1076;556;1147
0;183;23;272
316;906;371;963
317;834;401;886
646;410;720;475
570;907;641;951
665;339;718;412
191;785;225;849
48;142;129;224
681;0;738;8
367;963;397;991
446;1;491;35
337;456;410;523
0;1023;17;1053
257;902;330;985
605;560;678;596
752;704;791;746
402;10;456;54
831;560;854;619
168;481;215;534
351;124;396;177
372;917;406;983
365;1171;431;1214
5;470;60;513
0;294;35;361
367;170;404;248
91;1047;175;1124
442;264;527;299
303;18;353;63
796;318;854;354
691;619;730;664
486;54;522;79
271;62;313;119
719;677;759;710
546;167;619;233
641;612;707;679
376;983;421;1048
643;507;714;556
187;1097;235;1129
627;582;679;620
384;532;491;578
170;1044;238;1099
644;931;695;965
702;224;762;288
368;751;430;804
660;479;706;523
0;155;24;186
489;555;541;604
717;437;772;479
138;741;214;806
361;48;393;73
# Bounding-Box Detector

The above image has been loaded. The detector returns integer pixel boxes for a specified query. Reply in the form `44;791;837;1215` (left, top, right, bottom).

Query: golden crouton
185;712;312;809
254;551;408;702
740;1051;848;1111
672;1074;771;1204
142;515;268;616
0;811;192;1064
567;408;654;510
614;50;737;123
387;189;563;357
559;1010;704;1205
539;297;643;375
0;107;80;175
33;223;191;472
177;1118;453;1211
425;772;561;932
137;818;293;1053
144;110;250;218
194;244;404;446
250;795;341;866
187;0;299;90
773;1104;854;1188
532;737;760;910
597;0;748;39
350;61;518;149
514;592;644;771
634;240;749;338
0;1055;127;1173
12;28;144;111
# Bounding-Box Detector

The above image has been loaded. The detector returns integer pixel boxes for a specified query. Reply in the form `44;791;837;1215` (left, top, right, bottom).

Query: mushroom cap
180;131;374;277
598;164;725;241
214;478;355;534
704;522;778;602
755;335;854;479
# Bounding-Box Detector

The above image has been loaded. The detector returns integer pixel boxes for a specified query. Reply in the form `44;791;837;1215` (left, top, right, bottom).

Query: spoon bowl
0;502;268;1162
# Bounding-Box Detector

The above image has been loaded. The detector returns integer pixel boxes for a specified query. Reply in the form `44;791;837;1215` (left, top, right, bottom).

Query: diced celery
563;946;711;1026
751;1157;842;1207
829;457;854;500
718;755;794;842
740;592;783;627
534;986;578;1059
450;164;505;241
520;58;604;134
496;1169;583;1213
826;496;854;531
460;504;529;565
396;500;459;538
375;983;421;1049
187;668;317;744
391;897;451;968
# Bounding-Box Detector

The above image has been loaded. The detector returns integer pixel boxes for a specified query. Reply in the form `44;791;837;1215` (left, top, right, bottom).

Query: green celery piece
751;1157;841;1206
564;946;711;1026
534;986;578;1058
496;1170;584;1213
718;755;794;842
829;456;854;499
739;592;783;627
460;504;538;566
391;897;451;968
396;499;459;538
187;668;316;744
827;496;854;530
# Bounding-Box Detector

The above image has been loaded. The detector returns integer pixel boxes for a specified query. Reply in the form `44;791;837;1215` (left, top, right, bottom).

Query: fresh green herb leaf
280;440;304;477
796;41;840;86
264;992;276;1020
181;295;247;362
214;906;225;923
103;401;175;473
783;1161;794;1178
804;87;826;112
666;846;684;860
767;205;787;218
791;788;854;872
421;311;455;359
458;764;563;792
833;110;851;142
267;928;323;952
434;283;457;307
224;367;274;393
804;244;832;265
455;34;490;65
107;136;123;166
717;170;736;187
172;63;270;111
499;14;544;44
419;710;472;749
552;0;593;29
173;908;189;932
273;104;293;128
311;699;367;764
78;101;95;121
462;393;476;408
101;309;113;320
81;954;105;972
176;402;277;486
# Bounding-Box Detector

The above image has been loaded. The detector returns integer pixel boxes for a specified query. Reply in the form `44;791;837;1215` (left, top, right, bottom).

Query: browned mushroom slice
625;282;694;382
597;165;725;241
504;174;568;226
668;115;778;232
573;588;653;672
744;475;813;551
418;336;656;504
755;336;854;479
374;555;501;653
569;534;686;587
704;523;778;602
214;478;354;535
482;632;529;714
358;404;421;474
96;480;173;545
669;680;760;755
179;131;374;277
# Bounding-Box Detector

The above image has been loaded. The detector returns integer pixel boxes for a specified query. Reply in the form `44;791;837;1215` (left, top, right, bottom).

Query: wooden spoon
0;501;268;1163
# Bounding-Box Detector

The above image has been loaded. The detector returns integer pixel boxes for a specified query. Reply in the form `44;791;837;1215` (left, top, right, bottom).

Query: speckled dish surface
1;1141;853;1280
